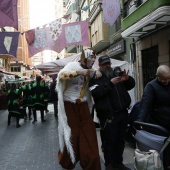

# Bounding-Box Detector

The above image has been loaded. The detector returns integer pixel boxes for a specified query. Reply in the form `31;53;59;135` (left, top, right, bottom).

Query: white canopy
35;53;129;74
35;53;81;74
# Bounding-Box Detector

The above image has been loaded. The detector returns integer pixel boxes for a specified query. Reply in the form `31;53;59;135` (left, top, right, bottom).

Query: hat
98;55;111;65
80;49;94;61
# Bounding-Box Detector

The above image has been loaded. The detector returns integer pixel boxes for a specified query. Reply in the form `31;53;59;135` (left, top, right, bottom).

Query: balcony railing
122;0;147;18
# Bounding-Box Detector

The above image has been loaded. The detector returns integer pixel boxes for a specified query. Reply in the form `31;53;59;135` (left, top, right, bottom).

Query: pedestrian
31;75;46;123
21;82;32;121
56;49;101;170
137;65;170;169
7;83;21;128
42;80;50;113
49;74;58;117
89;55;135;170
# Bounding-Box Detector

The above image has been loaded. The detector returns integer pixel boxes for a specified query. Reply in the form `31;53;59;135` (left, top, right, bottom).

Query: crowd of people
5;48;170;170
6;75;58;128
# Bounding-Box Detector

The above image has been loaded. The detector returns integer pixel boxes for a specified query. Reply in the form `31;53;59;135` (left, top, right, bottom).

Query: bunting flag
0;32;20;57
102;0;120;26
27;20;90;57
0;0;18;30
56;20;90;52
49;18;62;41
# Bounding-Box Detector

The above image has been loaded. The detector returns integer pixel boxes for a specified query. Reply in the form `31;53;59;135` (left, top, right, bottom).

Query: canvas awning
35;53;81;74
35;53;129;75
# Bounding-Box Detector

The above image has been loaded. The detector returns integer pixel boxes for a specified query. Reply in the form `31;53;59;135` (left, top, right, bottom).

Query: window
11;66;21;72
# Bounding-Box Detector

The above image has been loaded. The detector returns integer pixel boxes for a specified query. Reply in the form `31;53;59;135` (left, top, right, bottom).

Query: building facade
121;0;170;100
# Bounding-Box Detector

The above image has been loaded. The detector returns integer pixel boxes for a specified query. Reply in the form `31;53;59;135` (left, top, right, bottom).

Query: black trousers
32;108;45;121
53;101;58;116
8;112;20;126
23;106;32;119
99;110;128;166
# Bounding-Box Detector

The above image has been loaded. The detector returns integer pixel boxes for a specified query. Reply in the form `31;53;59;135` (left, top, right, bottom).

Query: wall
136;27;170;99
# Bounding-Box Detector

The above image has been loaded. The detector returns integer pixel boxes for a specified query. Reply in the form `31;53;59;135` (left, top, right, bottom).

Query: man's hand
111;77;122;85
121;69;129;81
76;69;90;76
95;70;102;79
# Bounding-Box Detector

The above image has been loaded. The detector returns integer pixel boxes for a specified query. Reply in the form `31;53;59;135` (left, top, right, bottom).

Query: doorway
142;45;159;88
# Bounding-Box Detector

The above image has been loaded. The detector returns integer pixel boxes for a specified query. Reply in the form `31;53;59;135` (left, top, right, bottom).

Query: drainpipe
130;40;136;63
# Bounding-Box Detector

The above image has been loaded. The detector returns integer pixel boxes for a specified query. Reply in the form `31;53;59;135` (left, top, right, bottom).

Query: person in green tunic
21;82;32;121
31;75;46;123
7;83;21;128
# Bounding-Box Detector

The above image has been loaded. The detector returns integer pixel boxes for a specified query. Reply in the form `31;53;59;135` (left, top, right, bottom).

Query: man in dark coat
49;74;58;117
89;55;135;170
137;65;170;169
137;65;170;130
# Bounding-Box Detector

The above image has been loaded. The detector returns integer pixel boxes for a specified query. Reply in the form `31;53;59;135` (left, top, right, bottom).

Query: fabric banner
0;32;20;57
56;20;90;53
0;0;18;30
49;18;62;41
27;20;90;57
102;0;120;26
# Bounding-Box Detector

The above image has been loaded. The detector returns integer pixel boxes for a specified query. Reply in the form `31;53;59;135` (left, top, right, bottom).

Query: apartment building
65;0;170;102
9;0;32;77
121;0;170;99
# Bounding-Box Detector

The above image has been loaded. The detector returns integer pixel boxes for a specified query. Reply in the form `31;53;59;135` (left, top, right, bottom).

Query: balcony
89;1;102;23
121;0;170;38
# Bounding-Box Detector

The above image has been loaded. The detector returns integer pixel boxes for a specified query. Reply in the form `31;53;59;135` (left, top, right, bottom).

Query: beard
100;68;114;78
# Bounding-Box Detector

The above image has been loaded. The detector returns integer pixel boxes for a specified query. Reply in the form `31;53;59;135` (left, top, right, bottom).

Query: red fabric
25;29;35;45
18;99;22;106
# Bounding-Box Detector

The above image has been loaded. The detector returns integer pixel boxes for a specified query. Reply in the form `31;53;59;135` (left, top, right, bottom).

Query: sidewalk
0;104;135;170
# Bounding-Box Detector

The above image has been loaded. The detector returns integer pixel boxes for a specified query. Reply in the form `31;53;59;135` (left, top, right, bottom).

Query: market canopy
35;53;128;74
35;53;81;74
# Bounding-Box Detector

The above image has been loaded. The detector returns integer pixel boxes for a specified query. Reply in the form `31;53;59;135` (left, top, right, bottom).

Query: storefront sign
107;40;125;57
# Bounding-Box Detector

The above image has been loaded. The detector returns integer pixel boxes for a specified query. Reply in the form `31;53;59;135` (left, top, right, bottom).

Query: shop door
142;45;158;88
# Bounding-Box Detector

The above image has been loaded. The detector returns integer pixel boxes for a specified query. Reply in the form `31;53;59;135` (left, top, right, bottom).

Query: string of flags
0;0;121;58
26;20;90;57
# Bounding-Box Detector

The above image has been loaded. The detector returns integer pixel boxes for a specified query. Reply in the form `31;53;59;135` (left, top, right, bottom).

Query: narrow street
0;104;134;170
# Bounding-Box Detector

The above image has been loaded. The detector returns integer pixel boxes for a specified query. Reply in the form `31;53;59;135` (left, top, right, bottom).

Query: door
142;45;159;88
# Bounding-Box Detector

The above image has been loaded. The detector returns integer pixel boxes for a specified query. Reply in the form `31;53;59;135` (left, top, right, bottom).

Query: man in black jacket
137;65;170;130
137;65;170;169
49;74;58;117
89;55;135;170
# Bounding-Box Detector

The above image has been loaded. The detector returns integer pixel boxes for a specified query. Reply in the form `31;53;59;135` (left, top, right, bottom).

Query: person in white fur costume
56;49;101;170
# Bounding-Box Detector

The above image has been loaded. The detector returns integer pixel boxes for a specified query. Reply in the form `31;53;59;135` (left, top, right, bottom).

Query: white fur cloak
56;62;93;164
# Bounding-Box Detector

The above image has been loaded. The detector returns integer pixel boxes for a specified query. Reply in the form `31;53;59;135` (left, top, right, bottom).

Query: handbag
134;149;164;170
